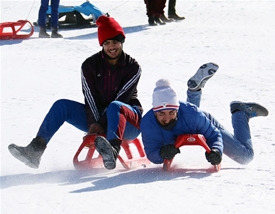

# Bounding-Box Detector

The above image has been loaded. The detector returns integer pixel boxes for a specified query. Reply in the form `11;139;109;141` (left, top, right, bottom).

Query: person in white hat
141;63;268;166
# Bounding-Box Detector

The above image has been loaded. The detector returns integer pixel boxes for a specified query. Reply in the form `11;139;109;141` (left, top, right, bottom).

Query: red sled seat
163;134;221;172
73;135;150;170
0;20;34;40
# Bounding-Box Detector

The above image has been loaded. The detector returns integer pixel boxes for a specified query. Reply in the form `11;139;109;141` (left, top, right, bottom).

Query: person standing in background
38;0;63;38
144;0;167;26
144;0;184;26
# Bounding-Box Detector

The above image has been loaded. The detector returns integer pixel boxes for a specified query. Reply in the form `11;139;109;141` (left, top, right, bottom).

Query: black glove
160;144;180;160
205;149;222;165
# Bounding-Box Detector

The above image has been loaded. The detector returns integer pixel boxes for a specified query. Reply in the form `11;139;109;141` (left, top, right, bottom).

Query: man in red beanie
8;15;143;171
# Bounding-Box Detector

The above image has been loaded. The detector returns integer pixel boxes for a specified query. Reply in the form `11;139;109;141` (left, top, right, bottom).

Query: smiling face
102;40;123;65
154;109;178;126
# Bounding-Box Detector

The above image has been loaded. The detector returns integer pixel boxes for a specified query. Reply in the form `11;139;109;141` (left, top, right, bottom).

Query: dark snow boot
160;15;174;23
148;16;157;26
168;13;185;20
154;16;166;25
230;101;269;119
168;0;185;20
51;28;63;38
8;137;47;169
39;27;50;38
95;136;121;170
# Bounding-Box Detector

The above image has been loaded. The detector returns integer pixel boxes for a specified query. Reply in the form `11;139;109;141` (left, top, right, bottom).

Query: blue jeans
38;0;60;28
187;90;253;165
36;99;141;144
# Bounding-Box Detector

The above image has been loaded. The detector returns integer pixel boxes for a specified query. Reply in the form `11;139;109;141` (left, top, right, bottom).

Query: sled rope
25;0;37;20
4;0;37;20
106;0;130;14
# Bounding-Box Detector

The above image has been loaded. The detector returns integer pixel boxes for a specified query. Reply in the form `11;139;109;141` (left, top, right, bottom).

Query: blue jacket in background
140;102;223;164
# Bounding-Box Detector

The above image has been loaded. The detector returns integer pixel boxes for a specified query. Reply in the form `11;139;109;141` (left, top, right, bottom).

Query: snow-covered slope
1;1;275;213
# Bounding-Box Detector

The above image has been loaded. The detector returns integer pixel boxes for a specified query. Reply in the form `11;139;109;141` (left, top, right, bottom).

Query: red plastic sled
0;20;34;40
163;134;221;172
73;135;150;170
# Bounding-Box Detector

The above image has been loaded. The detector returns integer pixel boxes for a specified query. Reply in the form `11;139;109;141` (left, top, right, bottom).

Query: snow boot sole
187;62;219;91
95;136;117;170
8;144;39;169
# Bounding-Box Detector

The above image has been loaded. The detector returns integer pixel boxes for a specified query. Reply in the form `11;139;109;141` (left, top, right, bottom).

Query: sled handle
163;134;220;172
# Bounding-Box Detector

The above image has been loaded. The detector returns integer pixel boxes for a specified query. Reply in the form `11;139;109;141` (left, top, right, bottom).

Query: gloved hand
205;148;222;165
160;144;180;160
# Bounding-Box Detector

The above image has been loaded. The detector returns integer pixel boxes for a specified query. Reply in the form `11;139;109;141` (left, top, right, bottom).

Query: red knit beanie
96;15;126;46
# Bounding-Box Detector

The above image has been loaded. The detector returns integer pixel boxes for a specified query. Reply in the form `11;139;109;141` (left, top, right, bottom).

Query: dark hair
109;34;125;44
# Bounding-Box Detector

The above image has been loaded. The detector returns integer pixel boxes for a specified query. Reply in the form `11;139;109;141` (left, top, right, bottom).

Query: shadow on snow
0;166;244;191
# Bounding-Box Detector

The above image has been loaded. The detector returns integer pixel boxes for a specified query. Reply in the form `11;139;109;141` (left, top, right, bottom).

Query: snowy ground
1;0;275;213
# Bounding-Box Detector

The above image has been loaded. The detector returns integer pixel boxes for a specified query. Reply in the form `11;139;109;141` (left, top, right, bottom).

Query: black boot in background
148;16;157;26
154;16;166;25
160;14;174;23
168;0;185;20
51;28;63;38
39;27;50;38
8;137;47;169
168;13;185;20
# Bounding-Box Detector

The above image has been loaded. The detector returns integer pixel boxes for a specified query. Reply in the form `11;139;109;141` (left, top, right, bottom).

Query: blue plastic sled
33;1;107;29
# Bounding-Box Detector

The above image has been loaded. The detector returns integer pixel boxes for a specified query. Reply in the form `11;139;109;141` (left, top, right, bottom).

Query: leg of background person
154;0;166;24
38;0;51;37
50;0;62;37
168;0;176;16
145;0;158;25
38;0;50;27
168;0;185;20
50;0;60;28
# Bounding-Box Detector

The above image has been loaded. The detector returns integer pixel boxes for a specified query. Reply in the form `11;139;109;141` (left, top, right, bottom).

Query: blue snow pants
38;0;60;28
187;90;253;165
36;99;141;144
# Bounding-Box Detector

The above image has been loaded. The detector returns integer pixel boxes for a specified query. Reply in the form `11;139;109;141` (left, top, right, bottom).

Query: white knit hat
152;79;179;112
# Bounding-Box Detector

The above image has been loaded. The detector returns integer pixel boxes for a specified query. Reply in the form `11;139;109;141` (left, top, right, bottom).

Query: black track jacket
81;50;143;129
